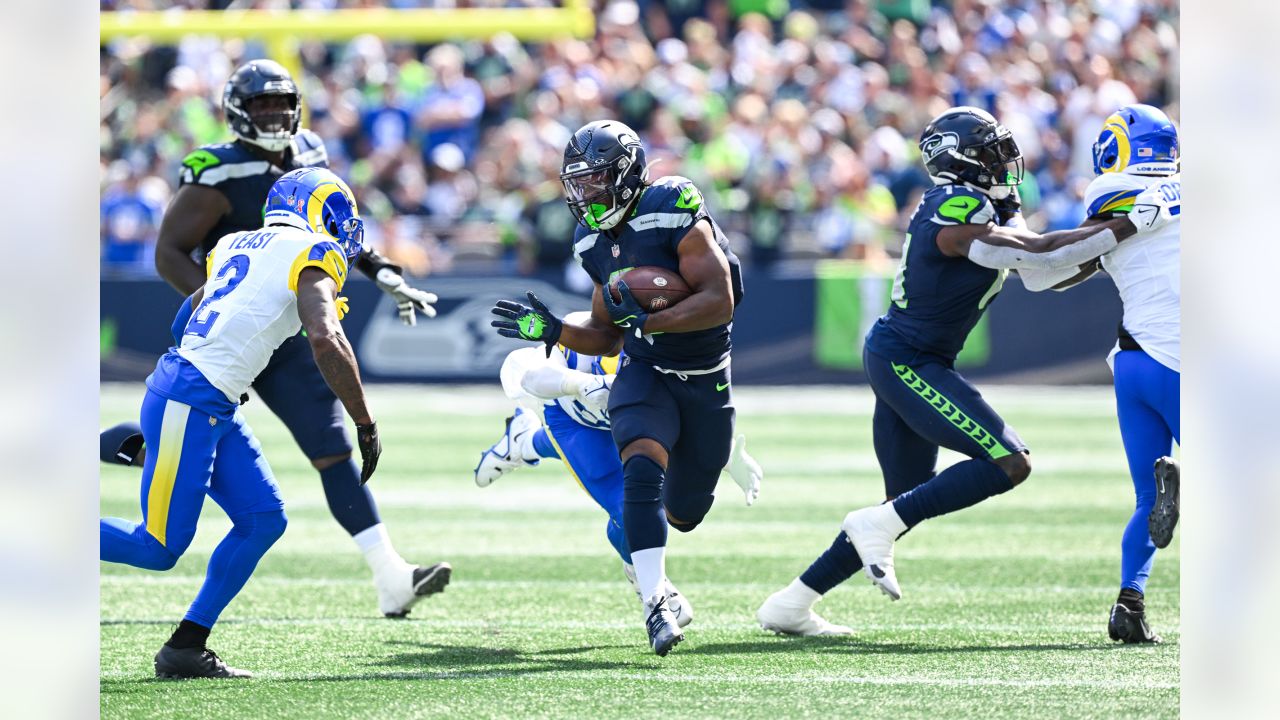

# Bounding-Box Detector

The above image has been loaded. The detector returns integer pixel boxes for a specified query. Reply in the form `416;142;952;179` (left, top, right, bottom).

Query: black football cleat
1108;591;1161;644
154;644;253;679
644;594;684;657
1149;457;1180;549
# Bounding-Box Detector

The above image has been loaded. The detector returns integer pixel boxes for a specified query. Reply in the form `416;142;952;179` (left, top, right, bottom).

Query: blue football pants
1113;350;1180;594
100;389;286;628
542;404;632;563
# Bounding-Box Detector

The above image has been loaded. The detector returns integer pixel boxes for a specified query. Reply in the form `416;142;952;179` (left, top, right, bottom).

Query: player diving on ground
756;106;1180;636
491;120;745;656
473;326;763;624
100;169;383;678
97;60;449;618
1018;104;1181;644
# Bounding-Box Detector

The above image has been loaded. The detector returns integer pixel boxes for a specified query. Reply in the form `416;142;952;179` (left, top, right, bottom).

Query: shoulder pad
648;176;704;213
178;142;269;187
926;186;995;226
1084;174;1147;219
291;129;329;169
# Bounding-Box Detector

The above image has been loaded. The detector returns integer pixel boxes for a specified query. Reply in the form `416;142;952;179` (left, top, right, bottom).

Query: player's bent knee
252;510;289;544
138;541;181;571
310;453;351;471
664;509;701;533
996;452;1032;486
620;438;668;468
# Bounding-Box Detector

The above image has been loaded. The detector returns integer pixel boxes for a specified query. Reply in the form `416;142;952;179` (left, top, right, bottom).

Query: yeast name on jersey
178;130;329;258
146;227;348;416
573;176;744;371
867;184;1005;362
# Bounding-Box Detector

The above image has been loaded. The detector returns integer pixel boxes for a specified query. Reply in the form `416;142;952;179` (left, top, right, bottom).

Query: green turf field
99;383;1178;719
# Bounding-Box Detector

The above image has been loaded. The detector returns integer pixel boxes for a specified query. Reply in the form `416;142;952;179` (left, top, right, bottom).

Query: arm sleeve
1017;265;1095;292
353;247;403;280
967;228;1118;270
499;346;567;402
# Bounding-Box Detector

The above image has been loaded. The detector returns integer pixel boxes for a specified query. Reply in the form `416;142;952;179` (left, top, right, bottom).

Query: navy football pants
609;359;735;542
864;347;1027;498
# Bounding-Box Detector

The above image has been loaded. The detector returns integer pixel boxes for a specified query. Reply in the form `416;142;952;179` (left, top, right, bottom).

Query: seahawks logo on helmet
921;132;960;163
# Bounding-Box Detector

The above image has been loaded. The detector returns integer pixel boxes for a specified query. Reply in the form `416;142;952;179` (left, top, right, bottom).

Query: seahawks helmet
223;60;301;153
263;168;365;262
560;120;649;231
919;107;1024;198
1092;104;1179;177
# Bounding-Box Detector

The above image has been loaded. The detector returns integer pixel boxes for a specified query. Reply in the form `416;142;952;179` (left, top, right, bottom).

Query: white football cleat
623;564;693;628
473;407;542;487
756;588;852;637
377;562;452;617
664;579;694;629
842;504;907;601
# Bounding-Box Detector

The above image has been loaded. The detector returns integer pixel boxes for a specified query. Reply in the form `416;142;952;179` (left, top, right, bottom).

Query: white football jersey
1083;172;1181;372
500;345;618;430
177;226;350;403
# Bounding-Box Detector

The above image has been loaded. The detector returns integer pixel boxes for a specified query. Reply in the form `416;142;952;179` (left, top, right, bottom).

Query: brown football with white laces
608;266;693;312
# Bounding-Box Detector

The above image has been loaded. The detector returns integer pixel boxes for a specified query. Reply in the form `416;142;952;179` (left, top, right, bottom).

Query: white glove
375;268;438;326
1126;181;1180;234
725;433;762;507
574;375;612;417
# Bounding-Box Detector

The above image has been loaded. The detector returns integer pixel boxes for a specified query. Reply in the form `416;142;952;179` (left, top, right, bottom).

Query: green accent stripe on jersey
891;362;1011;459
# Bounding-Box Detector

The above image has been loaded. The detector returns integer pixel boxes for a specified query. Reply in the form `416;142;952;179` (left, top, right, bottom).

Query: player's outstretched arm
940;182;1176;271
641;220;734;334
492;288;623;357
155;185;231;296
297;267;380;482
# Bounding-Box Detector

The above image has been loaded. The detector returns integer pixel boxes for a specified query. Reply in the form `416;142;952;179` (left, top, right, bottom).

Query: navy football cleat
1149;457;1179;549
154;644;253;679
644;594;684;657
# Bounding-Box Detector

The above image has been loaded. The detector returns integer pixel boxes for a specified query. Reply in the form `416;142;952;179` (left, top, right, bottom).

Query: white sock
631;546;667;603
781;578;822;608
353;524;409;576
877;502;909;536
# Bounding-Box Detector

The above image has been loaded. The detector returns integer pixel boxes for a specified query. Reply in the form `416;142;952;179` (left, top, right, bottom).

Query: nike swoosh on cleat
869;565;885;579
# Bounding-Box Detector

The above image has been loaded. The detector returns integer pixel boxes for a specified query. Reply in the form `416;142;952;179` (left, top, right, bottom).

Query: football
609;266;692;312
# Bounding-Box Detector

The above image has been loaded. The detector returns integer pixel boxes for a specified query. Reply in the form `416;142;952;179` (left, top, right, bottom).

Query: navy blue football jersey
865;184;1005;362
573;176;744;371
177;130;329;258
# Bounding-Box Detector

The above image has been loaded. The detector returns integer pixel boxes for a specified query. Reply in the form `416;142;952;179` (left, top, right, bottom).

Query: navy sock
892;458;1014;528
622;455;667;553
320;458;381;536
799;531;864;595
531;429;559;459
101;422;145;466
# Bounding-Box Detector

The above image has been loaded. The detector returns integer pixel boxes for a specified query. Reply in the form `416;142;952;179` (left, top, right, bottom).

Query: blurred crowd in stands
101;0;1179;280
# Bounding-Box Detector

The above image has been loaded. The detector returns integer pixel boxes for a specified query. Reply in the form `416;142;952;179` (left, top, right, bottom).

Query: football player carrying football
756;107;1179;635
1018;104;1181;644
491;121;745;655
99;60;450;618
473;327;763;626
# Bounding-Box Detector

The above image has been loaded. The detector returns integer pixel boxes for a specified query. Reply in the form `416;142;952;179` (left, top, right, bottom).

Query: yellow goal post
100;2;596;122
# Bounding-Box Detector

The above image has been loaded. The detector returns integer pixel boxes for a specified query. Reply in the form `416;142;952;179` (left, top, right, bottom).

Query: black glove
355;421;381;485
992;186;1022;225
604;279;650;340
491;291;563;356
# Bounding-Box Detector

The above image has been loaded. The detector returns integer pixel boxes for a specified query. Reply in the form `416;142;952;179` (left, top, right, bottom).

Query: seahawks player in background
1019;105;1181;644
99;60;449;617
491;121;745;656
756;107;1179;636
473;326;762;625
